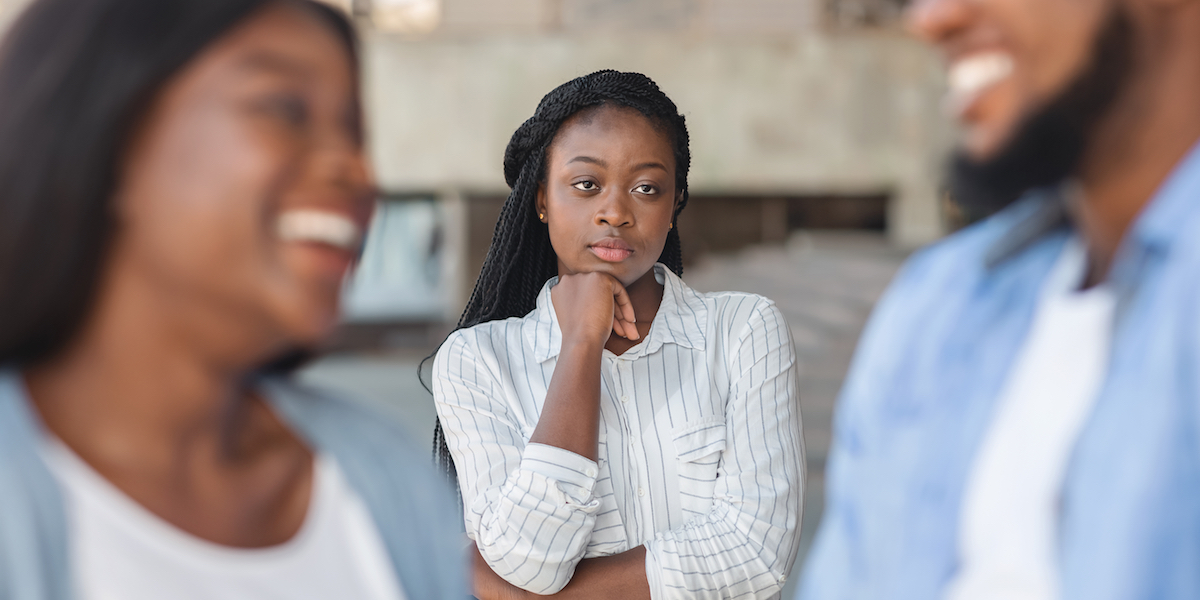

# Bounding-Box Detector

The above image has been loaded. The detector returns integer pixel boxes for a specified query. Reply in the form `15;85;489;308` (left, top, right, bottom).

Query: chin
274;295;341;349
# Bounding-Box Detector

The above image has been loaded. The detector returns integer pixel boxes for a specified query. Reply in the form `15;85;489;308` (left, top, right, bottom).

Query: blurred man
799;0;1200;599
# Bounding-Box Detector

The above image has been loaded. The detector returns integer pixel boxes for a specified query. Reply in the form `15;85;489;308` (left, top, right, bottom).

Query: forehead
185;3;354;88
549;104;674;163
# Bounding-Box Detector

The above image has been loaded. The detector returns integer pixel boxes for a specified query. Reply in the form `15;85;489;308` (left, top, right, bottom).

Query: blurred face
111;3;373;351
537;105;679;287
910;0;1113;159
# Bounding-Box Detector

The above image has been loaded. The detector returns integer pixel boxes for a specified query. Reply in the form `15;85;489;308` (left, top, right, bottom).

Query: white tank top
41;440;407;600
945;237;1117;600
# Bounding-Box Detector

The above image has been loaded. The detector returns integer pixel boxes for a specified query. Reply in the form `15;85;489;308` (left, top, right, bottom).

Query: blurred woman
0;1;463;598
432;70;805;599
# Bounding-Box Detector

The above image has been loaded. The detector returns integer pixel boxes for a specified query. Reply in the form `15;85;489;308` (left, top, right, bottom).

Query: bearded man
800;0;1200;598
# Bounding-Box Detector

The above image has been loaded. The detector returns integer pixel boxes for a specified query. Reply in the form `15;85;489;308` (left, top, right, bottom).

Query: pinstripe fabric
433;264;805;599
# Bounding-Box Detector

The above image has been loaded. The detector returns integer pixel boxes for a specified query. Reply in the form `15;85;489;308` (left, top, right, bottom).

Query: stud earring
669;222;674;229
539;213;545;221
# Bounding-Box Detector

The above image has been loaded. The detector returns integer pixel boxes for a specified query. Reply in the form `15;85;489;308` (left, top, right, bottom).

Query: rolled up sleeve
646;300;806;599
433;330;600;595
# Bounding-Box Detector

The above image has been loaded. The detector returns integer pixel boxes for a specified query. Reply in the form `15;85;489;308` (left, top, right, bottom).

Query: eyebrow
633;162;669;173
566;156;607;167
236;52;314;80
565;156;669;173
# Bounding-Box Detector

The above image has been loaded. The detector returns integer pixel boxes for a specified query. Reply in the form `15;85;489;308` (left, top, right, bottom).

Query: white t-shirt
945;237;1116;600
41;440;407;600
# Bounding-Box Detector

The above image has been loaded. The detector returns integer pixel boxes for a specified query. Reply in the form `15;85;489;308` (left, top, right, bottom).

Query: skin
473;105;680;599
909;0;1200;285
24;2;374;548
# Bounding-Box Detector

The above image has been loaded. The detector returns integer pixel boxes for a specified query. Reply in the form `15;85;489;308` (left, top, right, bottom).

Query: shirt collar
987;138;1200;269
1126;139;1200;253
525;263;709;363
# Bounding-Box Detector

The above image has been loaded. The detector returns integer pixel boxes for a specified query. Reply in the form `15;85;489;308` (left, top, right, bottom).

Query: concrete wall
0;0;28;32
363;16;952;246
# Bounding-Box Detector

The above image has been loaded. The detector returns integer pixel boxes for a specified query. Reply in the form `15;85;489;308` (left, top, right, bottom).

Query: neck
1073;7;1200;284
24;260;287;469
623;266;666;323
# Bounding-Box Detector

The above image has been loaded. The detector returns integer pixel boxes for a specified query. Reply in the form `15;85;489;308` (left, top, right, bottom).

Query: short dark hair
0;0;357;367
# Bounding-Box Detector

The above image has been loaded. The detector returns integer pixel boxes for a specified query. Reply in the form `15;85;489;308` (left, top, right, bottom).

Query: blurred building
0;0;950;329
341;0;951;327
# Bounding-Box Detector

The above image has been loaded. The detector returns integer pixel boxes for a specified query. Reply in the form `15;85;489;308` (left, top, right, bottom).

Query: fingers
611;281;639;340
612;315;630;340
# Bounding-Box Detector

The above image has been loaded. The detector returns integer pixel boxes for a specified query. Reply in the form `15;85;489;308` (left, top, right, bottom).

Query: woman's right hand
551;272;639;346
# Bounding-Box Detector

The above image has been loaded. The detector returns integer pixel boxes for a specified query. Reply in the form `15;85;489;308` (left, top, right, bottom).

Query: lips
589;238;634;262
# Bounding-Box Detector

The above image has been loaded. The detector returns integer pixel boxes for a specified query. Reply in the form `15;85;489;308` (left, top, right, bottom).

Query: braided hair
430;70;691;484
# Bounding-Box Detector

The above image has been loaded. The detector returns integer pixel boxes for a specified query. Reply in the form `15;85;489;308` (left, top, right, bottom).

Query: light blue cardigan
0;370;467;600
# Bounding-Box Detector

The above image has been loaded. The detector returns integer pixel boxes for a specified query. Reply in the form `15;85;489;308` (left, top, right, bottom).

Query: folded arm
434;330;604;595
468;300;805;600
645;300;805;599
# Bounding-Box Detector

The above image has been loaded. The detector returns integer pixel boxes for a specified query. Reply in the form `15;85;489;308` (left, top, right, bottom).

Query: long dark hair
0;0;356;368
431;70;692;482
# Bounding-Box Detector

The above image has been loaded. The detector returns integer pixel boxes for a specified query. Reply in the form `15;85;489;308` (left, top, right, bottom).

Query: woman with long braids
432;70;805;599
0;1;463;598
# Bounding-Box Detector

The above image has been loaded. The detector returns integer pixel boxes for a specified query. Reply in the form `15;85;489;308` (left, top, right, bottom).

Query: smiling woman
431;70;806;600
0;1;463;599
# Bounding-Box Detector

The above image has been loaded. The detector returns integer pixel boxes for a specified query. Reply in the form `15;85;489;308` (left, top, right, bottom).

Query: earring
669;222;674;229
539;213;545;221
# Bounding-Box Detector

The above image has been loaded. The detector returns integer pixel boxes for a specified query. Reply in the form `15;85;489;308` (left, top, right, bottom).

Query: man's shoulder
889;215;1010;305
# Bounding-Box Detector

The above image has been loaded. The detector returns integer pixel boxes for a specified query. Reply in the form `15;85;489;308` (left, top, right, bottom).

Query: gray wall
364;29;951;246
0;0;951;246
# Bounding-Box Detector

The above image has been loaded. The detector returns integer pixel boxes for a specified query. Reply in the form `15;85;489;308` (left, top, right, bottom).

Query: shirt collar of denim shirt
986;140;1200;287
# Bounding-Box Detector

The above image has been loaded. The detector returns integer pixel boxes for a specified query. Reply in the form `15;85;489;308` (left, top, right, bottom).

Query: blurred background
0;0;949;592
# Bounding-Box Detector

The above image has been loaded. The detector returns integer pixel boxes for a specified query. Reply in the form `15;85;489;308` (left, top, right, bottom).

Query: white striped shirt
433;264;805;599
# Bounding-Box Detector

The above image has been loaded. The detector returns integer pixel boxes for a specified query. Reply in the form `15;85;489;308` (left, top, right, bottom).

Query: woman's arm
469;299;804;600
529;272;637;460
644;299;805;599
434;273;638;595
472;544;650;600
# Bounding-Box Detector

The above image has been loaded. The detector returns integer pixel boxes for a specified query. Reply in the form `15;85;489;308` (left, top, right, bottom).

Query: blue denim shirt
799;141;1200;600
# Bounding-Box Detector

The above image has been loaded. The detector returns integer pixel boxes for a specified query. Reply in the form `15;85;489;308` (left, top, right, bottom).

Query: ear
536;184;548;222
672;190;684;222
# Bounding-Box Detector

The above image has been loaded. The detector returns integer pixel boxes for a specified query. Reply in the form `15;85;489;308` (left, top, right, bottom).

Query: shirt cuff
520;443;600;504
644;543;663;600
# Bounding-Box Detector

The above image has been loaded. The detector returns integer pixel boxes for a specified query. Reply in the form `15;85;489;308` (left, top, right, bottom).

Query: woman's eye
257;95;310;127
573;181;598;191
635;184;657;194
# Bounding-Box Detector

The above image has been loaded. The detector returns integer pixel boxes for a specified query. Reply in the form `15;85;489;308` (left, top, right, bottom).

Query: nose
907;0;973;46
595;190;633;228
310;123;375;212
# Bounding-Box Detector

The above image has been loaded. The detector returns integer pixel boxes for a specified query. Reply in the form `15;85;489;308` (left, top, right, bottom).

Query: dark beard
948;7;1136;218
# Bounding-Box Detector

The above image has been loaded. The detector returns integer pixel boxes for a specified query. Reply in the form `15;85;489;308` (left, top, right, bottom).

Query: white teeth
948;52;1014;100
277;209;362;252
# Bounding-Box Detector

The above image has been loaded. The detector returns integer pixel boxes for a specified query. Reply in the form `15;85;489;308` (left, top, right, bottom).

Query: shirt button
637;487;645;497
779;575;787;584
585;467;597;478
620;395;629;403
